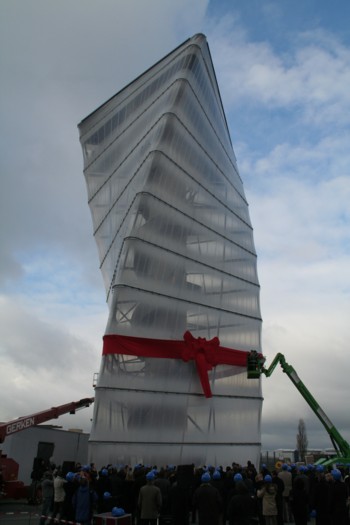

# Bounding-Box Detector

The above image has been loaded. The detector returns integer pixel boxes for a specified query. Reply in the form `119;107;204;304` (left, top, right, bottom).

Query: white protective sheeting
79;34;263;468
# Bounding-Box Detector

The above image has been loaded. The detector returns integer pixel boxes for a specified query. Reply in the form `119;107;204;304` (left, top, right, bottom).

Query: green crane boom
247;351;350;466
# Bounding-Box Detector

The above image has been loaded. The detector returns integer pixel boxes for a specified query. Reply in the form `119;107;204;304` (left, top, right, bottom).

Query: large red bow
103;331;251;398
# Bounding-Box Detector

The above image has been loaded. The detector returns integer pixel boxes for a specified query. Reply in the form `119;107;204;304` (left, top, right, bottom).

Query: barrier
4;512;133;525
40;517;80;524
93;512;132;525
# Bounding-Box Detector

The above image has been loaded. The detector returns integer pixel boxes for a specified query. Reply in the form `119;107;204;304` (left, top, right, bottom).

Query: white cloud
208;20;350;127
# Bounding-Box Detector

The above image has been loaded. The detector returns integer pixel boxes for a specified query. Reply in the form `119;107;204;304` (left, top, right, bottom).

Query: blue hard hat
111;507;125;517
282;464;288;470
146;471;155;481
66;472;75;482
103;492;111;500
316;465;324;472
331;469;341;481
101;468;108;476
201;472;211;482
213;470;221;480
234;473;243;482
264;475;272;483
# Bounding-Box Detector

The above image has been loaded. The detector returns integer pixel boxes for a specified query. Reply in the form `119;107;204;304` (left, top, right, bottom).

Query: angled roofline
78;35;202;127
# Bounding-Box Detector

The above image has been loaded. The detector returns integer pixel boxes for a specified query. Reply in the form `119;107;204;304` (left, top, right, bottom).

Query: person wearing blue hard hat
234;472;243;482
257;474;278;524
66;471;75;482
290;477;308;525
293;465;310;497
227;476;257;525
193;470;222;525
138;469;162;525
154;468;171;516
96;467;112;513
329;468;348;524
278;462;293;523
72;475;98;525
201;472;211;483
311;465;332;525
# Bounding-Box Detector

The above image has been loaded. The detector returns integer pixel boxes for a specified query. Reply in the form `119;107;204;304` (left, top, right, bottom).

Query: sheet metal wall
79;34;263;468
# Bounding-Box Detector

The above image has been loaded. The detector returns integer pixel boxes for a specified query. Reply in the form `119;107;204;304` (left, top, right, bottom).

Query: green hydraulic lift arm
247;351;350;463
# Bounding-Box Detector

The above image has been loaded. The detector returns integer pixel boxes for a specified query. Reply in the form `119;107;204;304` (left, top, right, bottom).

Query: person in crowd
345;474;350;522
227;472;245;503
119;467;136;519
72;475;97;525
290;477;309;525
192;472;222;525
227;478;257;525
154;467;171;516
257;474;278;525
329;468;349;525
52;468;66;519
0;467;4;496
293;466;310;496
62;472;77;521
278;464;293;523
39;471;54;525
211;469;228;523
309;465;331;525
95;467;112;513
29;459;47;505
169;473;192;525
271;470;284;525
137;470;162;525
254;472;265;525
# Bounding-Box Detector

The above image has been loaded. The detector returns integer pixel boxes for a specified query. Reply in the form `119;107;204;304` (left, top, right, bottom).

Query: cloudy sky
1;0;349;456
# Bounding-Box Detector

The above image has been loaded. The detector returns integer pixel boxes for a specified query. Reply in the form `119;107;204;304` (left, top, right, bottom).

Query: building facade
79;34;263;468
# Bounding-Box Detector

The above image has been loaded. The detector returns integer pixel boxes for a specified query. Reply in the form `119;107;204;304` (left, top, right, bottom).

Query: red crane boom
0;397;94;443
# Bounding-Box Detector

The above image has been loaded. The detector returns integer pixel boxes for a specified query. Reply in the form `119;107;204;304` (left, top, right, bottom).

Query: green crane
247;351;350;466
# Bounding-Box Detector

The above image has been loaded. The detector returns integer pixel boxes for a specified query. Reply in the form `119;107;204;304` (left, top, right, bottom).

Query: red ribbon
103;331;252;398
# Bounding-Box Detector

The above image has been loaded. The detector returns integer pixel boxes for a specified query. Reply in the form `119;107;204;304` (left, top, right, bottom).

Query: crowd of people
36;460;350;525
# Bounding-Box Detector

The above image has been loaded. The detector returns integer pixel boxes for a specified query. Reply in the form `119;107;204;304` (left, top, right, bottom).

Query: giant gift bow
103;331;253;398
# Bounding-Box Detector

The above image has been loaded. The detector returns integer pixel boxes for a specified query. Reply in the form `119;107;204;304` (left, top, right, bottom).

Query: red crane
0;397;94;443
0;398;94;500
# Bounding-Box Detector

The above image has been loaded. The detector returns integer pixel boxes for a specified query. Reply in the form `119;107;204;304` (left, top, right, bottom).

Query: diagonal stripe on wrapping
102;330;253;398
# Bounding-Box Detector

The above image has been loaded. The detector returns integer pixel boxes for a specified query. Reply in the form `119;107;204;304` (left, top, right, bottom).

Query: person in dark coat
211;469;228;524
290;477;309;525
329;469;349;525
138;471;162;525
192;472;222;525
169;476;192;525
62;472;77;521
227;481;257;525
272;470;284;525
96;468;112;513
310;466;331;525
154;468;171;516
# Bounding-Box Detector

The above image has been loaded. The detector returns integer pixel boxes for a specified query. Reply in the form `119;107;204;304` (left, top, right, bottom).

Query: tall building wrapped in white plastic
79;34;263;467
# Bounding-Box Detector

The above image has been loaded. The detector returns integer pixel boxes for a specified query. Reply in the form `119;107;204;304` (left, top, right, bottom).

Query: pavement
0;499;41;525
